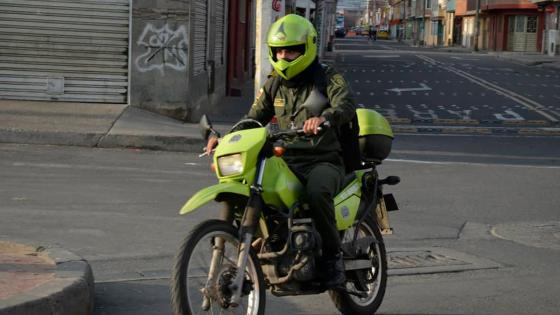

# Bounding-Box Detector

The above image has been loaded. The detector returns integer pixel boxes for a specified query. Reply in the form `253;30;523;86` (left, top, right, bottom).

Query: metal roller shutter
0;0;129;103
214;0;225;66
193;0;208;76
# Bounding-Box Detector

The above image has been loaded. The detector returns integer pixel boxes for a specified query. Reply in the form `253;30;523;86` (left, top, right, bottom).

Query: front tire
171;219;266;315
329;214;388;315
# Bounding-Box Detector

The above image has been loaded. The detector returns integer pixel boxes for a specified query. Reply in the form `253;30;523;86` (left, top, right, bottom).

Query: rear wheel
171;219;265;315
329;214;388;315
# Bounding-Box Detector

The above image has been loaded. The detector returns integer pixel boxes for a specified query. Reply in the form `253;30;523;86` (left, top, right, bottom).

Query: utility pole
474;0;481;51
254;0;284;98
404;0;408;44
422;0;426;46
373;0;377;28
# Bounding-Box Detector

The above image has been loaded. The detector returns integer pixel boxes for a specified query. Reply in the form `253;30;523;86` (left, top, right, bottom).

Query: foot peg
379;176;400;186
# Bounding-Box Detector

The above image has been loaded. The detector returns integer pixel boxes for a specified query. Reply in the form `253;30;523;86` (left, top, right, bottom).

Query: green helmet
267;14;317;80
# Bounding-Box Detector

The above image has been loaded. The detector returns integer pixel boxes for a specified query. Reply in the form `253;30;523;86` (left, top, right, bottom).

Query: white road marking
416;54;560;122
450;57;480;61
363;55;400;58
8;162;207;175
387;158;560;169
387;83;432;93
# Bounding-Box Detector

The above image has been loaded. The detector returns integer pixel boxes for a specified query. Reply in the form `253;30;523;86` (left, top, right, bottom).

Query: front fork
230;156;266;306
201;237;225;311
230;184;264;306
204;158;267;308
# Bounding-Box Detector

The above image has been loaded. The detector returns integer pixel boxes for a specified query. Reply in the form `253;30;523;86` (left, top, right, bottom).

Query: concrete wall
130;0;227;121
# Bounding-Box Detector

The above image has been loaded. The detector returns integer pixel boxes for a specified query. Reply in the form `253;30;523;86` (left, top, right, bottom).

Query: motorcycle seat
341;172;357;189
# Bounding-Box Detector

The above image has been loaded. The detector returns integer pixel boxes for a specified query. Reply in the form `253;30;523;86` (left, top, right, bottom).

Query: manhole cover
491;221;560;251
387;247;500;276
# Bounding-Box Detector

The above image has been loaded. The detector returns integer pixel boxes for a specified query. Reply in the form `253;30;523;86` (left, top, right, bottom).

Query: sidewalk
0;241;93;315
0;96;251;153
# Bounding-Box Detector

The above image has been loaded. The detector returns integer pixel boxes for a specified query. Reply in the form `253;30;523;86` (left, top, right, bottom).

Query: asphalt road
1;136;559;314
334;38;560;131
2;40;560;315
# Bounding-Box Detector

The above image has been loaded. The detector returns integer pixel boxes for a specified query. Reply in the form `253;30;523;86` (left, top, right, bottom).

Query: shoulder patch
256;88;264;100
250;88;265;109
331;74;347;88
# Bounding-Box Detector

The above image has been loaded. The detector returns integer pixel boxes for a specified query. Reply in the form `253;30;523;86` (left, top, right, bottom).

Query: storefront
0;0;130;103
507;15;539;51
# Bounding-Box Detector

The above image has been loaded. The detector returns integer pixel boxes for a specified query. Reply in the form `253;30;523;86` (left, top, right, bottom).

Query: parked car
377;30;390;40
335;27;346;38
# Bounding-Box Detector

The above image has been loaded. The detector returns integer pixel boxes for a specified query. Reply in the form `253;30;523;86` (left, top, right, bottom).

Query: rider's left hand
303;116;326;135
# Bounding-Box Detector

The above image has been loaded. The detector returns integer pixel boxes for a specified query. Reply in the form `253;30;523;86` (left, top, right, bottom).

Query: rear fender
180;182;250;214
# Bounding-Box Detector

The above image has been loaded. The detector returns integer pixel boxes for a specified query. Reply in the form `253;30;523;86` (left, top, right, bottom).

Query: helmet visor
270;44;306;62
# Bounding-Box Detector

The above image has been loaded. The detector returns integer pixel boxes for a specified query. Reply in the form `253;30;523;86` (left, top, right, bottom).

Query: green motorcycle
171;101;400;315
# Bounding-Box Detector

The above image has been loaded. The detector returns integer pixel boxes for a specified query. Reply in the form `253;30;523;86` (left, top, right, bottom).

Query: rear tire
171;219;266;315
329;214;388;315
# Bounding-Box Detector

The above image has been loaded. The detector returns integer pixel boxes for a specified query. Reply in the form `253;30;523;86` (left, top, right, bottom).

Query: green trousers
290;162;345;258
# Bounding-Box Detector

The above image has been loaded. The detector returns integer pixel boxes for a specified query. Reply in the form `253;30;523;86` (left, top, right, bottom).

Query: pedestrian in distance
369;25;377;41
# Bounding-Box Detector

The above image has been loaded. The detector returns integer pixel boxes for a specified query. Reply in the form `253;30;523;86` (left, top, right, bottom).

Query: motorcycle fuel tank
260;156;304;210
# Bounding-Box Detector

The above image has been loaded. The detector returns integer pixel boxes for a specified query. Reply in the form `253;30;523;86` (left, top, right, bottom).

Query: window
508;16;515;33
527;16;537;33
516;16;525;32
432;21;438;35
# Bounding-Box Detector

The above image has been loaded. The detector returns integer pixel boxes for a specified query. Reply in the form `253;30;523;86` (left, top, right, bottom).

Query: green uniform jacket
247;64;356;168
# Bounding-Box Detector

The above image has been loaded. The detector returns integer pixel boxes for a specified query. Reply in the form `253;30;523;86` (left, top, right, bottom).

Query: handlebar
270;121;330;141
200;120;331;156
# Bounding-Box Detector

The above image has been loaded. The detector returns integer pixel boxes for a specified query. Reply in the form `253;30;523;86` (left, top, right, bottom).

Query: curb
3;123;560;155
0;243;94;315
97;134;204;152
392;124;560;136
0;129;104;148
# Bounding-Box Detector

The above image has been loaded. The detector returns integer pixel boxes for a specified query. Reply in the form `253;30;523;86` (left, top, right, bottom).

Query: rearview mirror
291;88;329;120
199;115;213;140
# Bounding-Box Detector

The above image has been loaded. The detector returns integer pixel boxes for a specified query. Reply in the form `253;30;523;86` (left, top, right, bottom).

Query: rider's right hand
205;135;219;155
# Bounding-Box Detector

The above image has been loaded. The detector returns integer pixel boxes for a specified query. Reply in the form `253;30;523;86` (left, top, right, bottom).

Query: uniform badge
274;98;285;108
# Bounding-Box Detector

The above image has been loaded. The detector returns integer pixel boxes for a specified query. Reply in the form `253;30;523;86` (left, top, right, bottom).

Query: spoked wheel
171;219;265;315
330;214;388;315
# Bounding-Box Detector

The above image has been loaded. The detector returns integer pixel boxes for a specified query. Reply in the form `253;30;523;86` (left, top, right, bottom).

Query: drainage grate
387;247;501;276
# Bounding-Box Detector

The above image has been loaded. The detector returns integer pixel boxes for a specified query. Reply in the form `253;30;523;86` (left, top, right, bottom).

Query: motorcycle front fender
180;182;250;214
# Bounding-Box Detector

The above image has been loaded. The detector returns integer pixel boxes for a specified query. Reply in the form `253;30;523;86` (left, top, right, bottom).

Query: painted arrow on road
387;83;432;93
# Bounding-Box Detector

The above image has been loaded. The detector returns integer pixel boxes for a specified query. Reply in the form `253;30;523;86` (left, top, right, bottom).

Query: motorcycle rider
206;14;356;288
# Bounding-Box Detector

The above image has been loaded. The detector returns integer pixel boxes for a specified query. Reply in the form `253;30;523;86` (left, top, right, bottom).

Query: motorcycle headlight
217;153;243;176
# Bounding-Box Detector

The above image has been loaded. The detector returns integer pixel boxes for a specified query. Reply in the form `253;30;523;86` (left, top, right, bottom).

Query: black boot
323;252;346;289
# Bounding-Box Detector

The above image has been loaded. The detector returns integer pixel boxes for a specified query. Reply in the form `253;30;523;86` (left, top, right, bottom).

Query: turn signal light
273;146;285;157
210;163;216;172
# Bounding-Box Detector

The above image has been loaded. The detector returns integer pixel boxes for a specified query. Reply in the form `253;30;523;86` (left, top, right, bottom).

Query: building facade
0;0;253;122
532;0;560;55
384;0;547;51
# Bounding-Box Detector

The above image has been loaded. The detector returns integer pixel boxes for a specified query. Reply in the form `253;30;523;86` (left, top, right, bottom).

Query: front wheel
171;219;266;315
329;214;388;315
